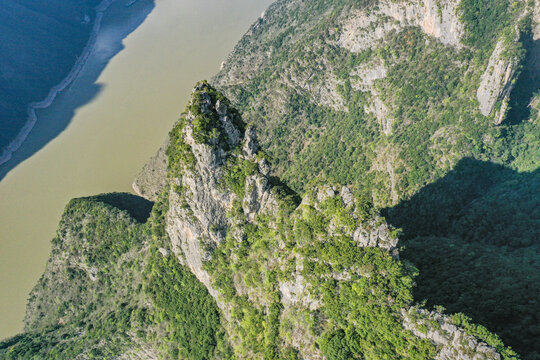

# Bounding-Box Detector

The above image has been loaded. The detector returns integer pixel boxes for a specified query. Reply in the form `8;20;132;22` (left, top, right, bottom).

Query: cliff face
338;0;463;53
209;6;540;356
1;0;538;358
476;29;522;124
0;83;521;359
133;83;515;360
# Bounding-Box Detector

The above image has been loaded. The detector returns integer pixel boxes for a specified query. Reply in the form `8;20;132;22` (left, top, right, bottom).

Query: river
0;0;272;339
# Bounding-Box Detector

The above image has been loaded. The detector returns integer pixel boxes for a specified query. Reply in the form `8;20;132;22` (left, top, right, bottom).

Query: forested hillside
212;0;540;357
214;0;539;204
0;83;518;359
0;0;539;358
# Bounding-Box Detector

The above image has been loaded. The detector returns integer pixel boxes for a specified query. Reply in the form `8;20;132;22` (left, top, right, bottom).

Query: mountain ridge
1;82;520;359
1;0;539;358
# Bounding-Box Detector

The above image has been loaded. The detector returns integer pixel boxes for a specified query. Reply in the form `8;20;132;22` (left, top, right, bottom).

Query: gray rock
160;85;280;319
339;0;463;53
402;308;502;360
340;186;354;207
132;138;169;201
477;36;520;123
243;125;258;157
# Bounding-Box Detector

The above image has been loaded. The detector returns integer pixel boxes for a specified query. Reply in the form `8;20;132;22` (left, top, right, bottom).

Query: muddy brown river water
0;0;272;339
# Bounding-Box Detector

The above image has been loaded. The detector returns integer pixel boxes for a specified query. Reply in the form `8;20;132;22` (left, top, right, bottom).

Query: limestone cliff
338;0;463;52
132;139;168;201
212;0;539;208
1;82;521;359
2;0;537;357
476;30;523;124
134;82;516;360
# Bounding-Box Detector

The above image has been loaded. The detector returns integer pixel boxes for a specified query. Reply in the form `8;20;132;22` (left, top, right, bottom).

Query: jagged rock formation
1;83;521;359
2;0;539;357
164;84;280;311
133;83;516;359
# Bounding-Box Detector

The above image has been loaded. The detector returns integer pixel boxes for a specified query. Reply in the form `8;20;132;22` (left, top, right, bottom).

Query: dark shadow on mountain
92;192;153;223
383;158;540;359
505;25;540;125
0;0;155;182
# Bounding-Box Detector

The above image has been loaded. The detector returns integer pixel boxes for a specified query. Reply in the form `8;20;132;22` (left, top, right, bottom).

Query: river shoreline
0;0;272;340
0;0;113;167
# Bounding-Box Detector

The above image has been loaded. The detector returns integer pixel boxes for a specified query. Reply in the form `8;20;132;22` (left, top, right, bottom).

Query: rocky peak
156;83;279;313
132;83;514;360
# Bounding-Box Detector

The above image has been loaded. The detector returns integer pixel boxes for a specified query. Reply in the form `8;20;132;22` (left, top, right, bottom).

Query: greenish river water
0;0;272;339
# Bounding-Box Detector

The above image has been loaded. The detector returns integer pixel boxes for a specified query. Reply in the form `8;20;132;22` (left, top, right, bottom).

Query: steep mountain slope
1;83;519;359
0;191;226;359
1;0;538;358
211;0;540;357
0;0;104;162
213;0;539;205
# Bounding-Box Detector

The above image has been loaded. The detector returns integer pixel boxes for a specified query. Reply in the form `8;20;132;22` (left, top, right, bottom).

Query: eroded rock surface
136;84;511;360
338;0;463;52
133;139;169;201
403;308;503;360
477;38;520;124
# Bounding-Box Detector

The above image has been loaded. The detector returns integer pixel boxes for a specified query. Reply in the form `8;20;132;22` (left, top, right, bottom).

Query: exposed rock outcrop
476;38;520;124
403;308;503;360
153;83;279;318
134;83;513;360
351;61;393;135
9;81;518;359
133;139;168;201
301;184;399;252
338;0;463;53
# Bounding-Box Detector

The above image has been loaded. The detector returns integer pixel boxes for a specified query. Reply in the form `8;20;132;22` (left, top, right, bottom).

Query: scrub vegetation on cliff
0;84;520;360
1;0;540;358
212;0;540;357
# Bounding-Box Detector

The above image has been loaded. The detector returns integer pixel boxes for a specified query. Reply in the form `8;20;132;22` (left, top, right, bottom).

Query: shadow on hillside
506;29;540;125
0;0;155;182
92;192;153;223
383;158;540;359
